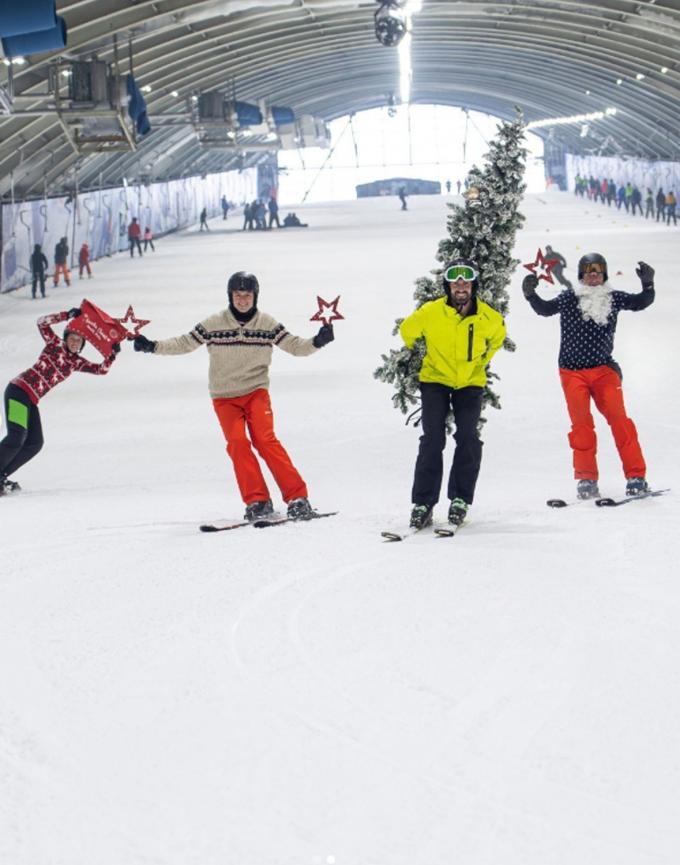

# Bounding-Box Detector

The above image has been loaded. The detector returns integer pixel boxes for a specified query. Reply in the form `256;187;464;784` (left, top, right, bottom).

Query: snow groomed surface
1;191;678;864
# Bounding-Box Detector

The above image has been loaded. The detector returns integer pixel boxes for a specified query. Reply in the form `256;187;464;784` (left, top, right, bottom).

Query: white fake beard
573;280;614;326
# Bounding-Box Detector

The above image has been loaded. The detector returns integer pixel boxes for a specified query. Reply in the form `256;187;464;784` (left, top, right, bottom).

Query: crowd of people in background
242;196;281;230
573;174;677;226
27;195;303;298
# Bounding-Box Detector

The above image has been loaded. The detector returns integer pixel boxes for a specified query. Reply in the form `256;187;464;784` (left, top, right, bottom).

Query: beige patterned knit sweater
154;308;319;399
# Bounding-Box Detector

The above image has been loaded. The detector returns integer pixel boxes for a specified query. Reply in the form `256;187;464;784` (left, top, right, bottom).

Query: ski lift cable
300;115;352;204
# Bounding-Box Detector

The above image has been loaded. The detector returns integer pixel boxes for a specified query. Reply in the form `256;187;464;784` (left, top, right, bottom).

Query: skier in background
143;226;155;252
399;258;506;529
523;253;655;499
78;242;92;279
398;186;408;211
0;309;119;495
132;272;335;522
30;243;48;299
268;196;280;229
199;207;210;232
128;218;143;257
53;237;70;286
544;244;572;289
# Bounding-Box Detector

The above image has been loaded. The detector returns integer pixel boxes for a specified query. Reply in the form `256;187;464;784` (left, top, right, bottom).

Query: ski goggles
581;261;606;275
444;264;478;282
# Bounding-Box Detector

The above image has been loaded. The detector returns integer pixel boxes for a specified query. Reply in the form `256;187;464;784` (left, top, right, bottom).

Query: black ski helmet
578;252;608;282
227;271;259;304
441;257;479;299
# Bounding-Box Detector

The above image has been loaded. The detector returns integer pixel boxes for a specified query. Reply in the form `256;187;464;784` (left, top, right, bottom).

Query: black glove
635;261;654;289
134;335;157;353
112;342;121;354
522;274;538;299
313;324;335;348
67;307;81;319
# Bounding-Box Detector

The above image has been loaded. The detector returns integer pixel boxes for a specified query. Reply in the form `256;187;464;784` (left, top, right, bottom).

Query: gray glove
635;261;654;289
522;273;538;298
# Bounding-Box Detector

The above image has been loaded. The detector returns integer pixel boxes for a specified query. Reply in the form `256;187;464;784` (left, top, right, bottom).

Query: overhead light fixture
527;109;620;130
616;77;623;85
171;90;179;97
636;72;645;80
141;85;152;93
374;0;409;47
661;66;668;73
585;89;591;95
580;125;589;138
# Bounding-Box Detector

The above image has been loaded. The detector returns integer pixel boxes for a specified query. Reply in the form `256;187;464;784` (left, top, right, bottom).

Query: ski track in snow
1;192;679;865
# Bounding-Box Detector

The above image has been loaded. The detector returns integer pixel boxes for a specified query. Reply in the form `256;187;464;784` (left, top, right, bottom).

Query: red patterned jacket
11;311;116;404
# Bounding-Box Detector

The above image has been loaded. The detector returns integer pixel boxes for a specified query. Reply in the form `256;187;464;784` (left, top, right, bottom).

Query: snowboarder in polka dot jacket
522;253;655;499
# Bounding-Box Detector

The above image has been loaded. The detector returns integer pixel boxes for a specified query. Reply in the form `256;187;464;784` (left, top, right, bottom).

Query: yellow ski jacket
400;296;506;389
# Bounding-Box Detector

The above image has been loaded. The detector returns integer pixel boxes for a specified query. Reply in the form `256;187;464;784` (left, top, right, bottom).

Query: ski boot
625;477;649;497
287;497;315;521
447;497;468;526
244;499;274;521
576;479;600;500
409;504;433;529
0;476;21;495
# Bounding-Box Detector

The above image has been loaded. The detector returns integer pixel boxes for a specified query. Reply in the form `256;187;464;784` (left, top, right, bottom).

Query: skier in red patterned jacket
0;308;119;495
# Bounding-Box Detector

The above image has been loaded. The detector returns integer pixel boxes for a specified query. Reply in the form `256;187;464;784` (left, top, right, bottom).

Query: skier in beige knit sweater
133;272;334;521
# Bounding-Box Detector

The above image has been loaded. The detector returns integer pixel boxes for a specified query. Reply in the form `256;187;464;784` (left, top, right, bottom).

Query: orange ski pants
559;366;646;480
212;388;308;505
53;263;71;285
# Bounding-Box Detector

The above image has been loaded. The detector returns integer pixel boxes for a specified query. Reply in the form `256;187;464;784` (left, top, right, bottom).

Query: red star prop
116;305;151;339
523;248;560;284
310;295;344;327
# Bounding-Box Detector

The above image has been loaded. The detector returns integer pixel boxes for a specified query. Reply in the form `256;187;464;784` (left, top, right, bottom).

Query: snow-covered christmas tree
374;112;527;424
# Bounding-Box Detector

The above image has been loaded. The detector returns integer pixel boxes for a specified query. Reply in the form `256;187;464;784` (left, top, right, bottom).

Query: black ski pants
129;237;143;257
0;384;43;479
411;383;483;507
32;272;46;297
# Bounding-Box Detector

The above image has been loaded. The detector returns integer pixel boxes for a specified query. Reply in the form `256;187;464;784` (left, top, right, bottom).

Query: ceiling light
171;90;179;97
616;78;623;85
585;89;591;95
141;85;152;93
636;72;645;80
12;56;27;65
580;125;589;138
661;66;668;73
527;109;620;130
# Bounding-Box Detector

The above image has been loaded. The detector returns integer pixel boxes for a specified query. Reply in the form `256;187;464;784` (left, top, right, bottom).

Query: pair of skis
547;488;669;509
200;511;337;533
381;522;461;542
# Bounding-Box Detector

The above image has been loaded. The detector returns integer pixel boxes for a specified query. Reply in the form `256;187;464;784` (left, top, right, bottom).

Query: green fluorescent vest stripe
8;398;29;429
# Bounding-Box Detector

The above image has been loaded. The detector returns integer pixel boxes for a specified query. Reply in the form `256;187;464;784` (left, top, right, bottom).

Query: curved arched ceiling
1;0;679;199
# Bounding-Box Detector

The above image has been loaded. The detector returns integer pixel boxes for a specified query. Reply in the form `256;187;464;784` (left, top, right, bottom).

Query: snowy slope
1;192;678;865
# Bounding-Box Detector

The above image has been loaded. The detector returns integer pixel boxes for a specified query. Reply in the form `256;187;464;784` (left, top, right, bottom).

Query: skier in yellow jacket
400;258;506;529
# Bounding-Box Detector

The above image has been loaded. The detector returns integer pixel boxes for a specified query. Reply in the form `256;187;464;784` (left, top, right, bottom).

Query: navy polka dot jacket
528;286;655;370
